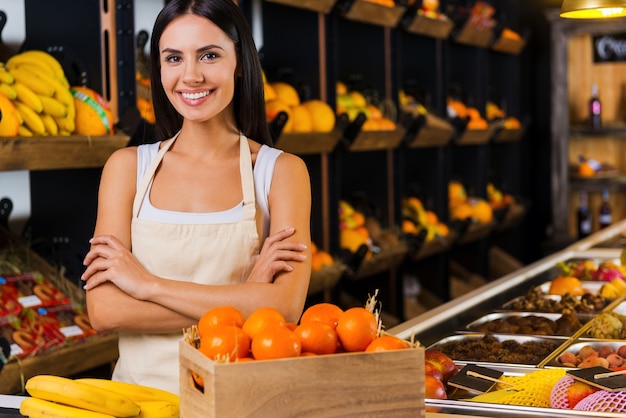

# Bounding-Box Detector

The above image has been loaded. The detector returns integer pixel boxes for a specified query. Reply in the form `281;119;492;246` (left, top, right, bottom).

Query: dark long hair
149;0;272;145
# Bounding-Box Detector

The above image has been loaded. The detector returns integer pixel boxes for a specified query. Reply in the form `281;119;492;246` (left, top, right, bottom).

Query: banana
15;50;69;87
6;59;55;81
20;396;116;418
54;115;75;133
14;101;46;135
41;113;59;136
10;66;56;97
0;82;17;100
136;401;179;418
18;125;33;137
0;66;14;84
77;378;180;406
39;95;67;118
25;375;141;417
13;81;43;113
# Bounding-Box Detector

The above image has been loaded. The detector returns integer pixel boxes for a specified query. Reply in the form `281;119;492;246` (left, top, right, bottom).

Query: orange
435;222;450;237
425;210;438;225
336;307;378;352
263;82;276;102
348;91;367;108
402;219;419;235
467;118;488;130
294;321;339;355
72;86;114;136
198;324;250;362
465;107;481;121
290;104;313;133
198;306;245;338
311;251;333;272
242;307;287;340
377;117;396;131
270;81;300;107
299;303;344;330
0;93;19;137
549;276;586;296
336;81;348;95
578;161;595;177
265;99;293;133
471;199;493;224
366;103;382;120
251;327;301;360
448;181;467;205
301;99;336;132
340;228;368;253
361;118;380;131
365;335;410;352
447;98;466;118
450;202;473;221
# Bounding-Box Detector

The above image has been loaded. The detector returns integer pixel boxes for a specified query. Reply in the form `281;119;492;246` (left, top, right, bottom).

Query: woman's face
159;13;238;124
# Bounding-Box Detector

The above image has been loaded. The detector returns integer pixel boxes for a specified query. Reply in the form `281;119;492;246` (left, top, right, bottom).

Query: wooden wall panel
567;34;626;125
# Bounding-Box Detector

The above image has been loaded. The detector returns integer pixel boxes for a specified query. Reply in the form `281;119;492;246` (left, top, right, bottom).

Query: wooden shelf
274;131;341;155
265;0;337;14
491;36;526;55
403;14;454;39
341;0;406;28
346;129;405;151
0;135;130;172
0;333;119;394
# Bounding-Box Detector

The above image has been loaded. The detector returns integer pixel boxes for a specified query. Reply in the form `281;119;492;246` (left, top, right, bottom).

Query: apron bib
112;133;260;394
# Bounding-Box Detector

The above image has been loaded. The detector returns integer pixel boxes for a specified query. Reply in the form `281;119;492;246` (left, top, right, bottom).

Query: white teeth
181;90;211;100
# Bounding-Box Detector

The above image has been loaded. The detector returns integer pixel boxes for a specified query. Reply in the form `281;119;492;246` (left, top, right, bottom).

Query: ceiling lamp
561;0;626;18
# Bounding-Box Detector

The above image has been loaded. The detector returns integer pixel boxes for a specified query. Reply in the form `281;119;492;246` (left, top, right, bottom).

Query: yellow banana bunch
23;375;141;417
76;378;180;406
20;396;116;418
0;49;75;137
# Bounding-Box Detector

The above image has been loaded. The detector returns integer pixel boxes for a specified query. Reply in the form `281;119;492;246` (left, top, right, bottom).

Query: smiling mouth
181;90;212;100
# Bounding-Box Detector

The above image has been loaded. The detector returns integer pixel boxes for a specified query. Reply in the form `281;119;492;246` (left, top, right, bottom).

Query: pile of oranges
193;302;413;377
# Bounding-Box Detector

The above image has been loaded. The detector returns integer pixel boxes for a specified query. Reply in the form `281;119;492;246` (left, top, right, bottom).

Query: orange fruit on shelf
270;81;300;107
0;93;19;137
198;324;251;362
198;306;245;338
294;321;339;355
548;276;586;296
72;86;114;136
471;199;493;224
265;99;293;132
578;161;595;177
242;307;287;340
290;103;314;133
311;250;334;272
336;307;378;352
301;99;336;133
263;82;276;102
251;327;301;360
300;303;344;330
450;202;473;221
365;334;410;352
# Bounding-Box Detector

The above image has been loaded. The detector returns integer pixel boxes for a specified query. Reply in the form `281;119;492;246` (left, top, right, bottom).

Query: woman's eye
164;55;181;63
201;52;219;61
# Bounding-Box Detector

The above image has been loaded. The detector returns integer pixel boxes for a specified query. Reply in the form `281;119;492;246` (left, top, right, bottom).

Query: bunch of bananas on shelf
20;374;180;417
0;50;76;137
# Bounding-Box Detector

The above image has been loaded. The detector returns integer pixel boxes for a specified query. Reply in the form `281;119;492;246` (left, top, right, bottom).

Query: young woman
81;0;311;394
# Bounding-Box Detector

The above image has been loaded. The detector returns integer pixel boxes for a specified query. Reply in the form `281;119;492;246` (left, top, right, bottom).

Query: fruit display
336;81;396;131
486;182;516;211
20;374;179;417
486;101;522;130
447;97;488;130
263;77;336;134
0;49;117;138
448;180;493;224
401;196;450;241
573;155;616;178
310;241;334;273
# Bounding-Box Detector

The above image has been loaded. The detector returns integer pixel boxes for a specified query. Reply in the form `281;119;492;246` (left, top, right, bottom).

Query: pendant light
561;0;626;18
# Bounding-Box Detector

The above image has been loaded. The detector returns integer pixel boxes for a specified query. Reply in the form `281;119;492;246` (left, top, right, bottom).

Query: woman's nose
182;62;203;85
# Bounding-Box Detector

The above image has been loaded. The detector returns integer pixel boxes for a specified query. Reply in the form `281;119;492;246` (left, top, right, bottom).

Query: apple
425;349;458;383
424;360;444;381
424;374;447;412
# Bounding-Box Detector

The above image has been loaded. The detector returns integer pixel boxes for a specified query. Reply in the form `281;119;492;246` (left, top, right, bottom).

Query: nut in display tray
427;333;568;368
465;312;589;336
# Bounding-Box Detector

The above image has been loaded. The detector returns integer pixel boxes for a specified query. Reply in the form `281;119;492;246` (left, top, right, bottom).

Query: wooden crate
179;341;425;418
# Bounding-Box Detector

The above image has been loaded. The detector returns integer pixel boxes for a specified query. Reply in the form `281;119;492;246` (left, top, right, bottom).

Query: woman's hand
246;227;307;284
81;235;155;299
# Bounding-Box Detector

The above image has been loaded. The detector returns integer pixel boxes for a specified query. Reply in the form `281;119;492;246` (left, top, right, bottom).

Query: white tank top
135;141;281;238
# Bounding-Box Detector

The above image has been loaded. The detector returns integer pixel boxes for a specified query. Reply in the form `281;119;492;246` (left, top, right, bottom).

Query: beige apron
112;133;260;395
